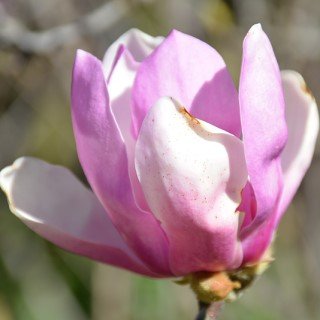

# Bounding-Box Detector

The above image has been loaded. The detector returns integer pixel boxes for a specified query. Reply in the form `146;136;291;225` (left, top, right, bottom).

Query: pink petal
238;182;257;230
108;48;138;144
107;48;149;211
135;97;248;275
71;50;171;276
239;25;288;264
102;28;163;78
277;70;319;221
132;29;241;138
0;157;157;276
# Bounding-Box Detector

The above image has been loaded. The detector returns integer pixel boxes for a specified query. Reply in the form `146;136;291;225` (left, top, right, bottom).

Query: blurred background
0;0;320;319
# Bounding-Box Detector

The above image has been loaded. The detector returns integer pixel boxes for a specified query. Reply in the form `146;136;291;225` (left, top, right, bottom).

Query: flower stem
195;301;223;320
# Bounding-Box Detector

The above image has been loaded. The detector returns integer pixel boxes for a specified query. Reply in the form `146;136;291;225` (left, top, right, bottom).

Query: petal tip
0;157;24;193
75;49;92;63
168;28;179;35
0;158;42;223
167;29;185;40
128;28;147;36
282;70;316;101
0;166;12;193
245;24;266;44
281;70;304;84
73;49;101;73
248;23;263;33
152;96;183;116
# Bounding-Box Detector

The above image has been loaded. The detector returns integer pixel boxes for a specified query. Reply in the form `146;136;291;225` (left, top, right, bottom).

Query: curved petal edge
135;97;248;275
239;24;287;264
277;70;319;220
0;157;159;277
132;29;241;138
103;28;164;78
71;49;172;276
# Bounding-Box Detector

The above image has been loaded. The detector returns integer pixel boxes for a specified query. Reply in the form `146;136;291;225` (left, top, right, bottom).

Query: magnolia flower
0;25;318;290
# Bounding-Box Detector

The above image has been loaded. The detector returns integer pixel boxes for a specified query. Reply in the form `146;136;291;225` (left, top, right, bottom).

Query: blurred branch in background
0;0;128;54
0;0;319;320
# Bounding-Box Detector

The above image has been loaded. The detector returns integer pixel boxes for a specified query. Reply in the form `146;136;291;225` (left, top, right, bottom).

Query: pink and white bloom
0;25;318;278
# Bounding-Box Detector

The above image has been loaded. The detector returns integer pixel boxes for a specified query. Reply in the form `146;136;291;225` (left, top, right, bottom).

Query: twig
195;301;224;320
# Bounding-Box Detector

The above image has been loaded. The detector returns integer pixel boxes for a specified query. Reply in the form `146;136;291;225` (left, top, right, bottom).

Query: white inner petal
135;97;248;229
103;28;164;76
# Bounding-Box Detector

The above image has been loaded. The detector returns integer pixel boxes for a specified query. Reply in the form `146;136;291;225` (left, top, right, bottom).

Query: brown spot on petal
301;82;315;100
179;107;200;125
